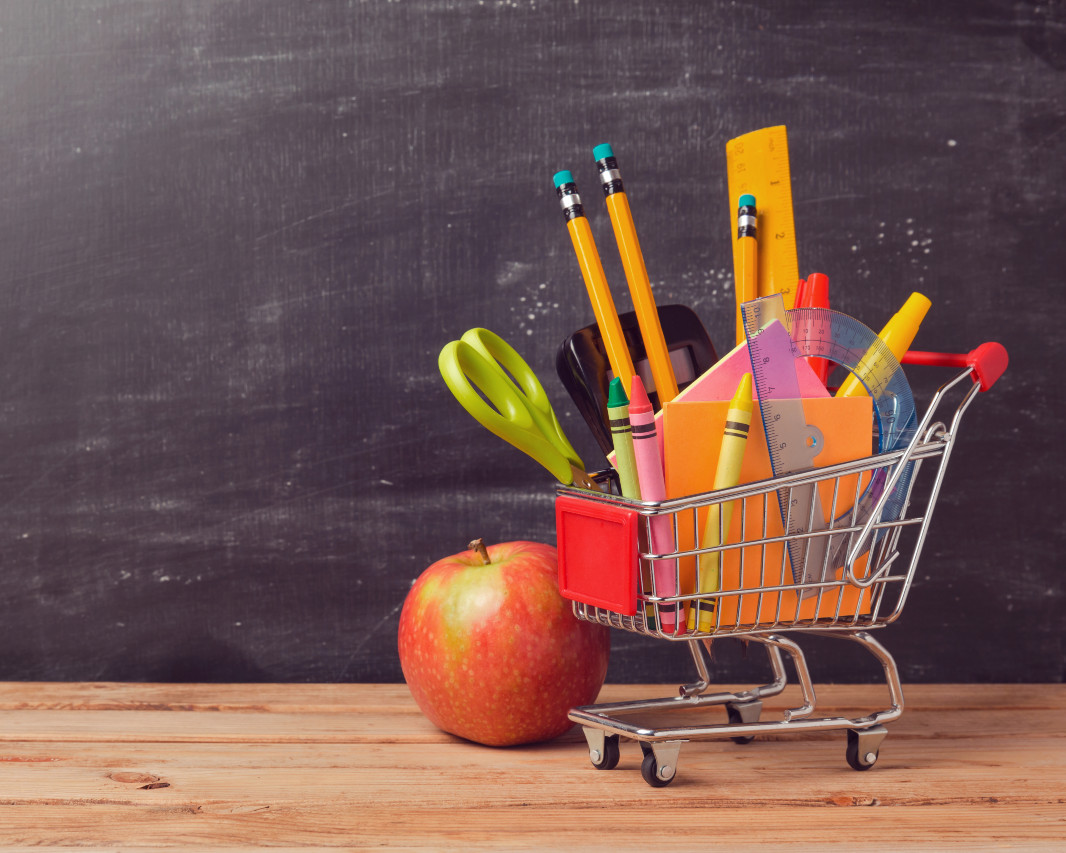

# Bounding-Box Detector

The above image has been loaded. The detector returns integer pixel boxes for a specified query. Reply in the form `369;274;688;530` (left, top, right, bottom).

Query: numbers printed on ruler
742;298;829;594
742;294;921;582
726;126;799;308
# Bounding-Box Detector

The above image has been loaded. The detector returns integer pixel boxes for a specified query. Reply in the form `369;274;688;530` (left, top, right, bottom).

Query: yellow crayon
734;195;758;346
594;144;679;403
836;292;932;398
554;171;636;394
689;373;753;633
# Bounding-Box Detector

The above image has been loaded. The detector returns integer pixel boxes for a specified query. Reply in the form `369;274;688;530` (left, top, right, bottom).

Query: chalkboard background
0;0;1061;684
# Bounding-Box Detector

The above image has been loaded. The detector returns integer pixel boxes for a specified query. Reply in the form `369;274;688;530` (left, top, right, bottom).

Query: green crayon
607;377;641;499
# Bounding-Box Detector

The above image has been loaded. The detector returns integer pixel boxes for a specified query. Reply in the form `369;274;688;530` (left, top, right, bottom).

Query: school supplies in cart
556;339;1007;786
548;127;1007;787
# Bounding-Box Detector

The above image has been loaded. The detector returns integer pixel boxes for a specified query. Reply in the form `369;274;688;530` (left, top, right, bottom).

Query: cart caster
582;728;620;771
639;741;682;788
591;736;620;770
725;700;762;744
846;725;888;771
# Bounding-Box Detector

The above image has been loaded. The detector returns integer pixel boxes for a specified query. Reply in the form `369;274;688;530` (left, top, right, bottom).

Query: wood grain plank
0;684;1061;848
0;737;1061;804
0;706;1061;744
0;682;1061;712
0;803;1062;850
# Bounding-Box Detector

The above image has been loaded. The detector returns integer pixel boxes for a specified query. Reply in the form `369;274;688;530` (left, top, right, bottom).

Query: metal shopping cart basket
554;342;1008;787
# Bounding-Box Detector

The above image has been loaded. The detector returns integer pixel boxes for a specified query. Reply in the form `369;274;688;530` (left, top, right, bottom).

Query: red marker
798;272;833;387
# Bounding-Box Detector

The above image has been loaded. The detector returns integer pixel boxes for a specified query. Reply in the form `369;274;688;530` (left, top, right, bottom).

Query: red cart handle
902;342;1008;391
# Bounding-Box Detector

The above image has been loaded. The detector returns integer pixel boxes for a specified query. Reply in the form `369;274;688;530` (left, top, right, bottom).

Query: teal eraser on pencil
553;170;575;188
592;143;615;162
738;193;756;208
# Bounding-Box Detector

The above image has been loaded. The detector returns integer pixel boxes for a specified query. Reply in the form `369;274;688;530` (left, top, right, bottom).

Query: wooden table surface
0;682;1062;850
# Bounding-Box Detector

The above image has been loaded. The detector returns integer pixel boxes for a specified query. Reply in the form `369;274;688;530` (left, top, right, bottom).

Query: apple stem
468;538;492;565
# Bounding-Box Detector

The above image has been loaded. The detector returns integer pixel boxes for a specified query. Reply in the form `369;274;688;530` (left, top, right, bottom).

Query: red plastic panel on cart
555;494;639;615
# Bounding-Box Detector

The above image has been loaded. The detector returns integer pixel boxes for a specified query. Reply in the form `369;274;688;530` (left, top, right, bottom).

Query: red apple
398;538;610;746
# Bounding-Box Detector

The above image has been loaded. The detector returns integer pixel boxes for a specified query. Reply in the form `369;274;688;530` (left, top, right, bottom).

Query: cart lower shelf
570;629;902;787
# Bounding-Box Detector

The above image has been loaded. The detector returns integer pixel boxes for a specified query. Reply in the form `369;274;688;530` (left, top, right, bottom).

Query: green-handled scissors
439;328;602;492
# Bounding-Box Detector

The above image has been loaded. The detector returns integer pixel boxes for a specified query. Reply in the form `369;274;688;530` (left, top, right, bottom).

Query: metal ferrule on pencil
737;209;757;239
556;182;584;221
595;157;625;195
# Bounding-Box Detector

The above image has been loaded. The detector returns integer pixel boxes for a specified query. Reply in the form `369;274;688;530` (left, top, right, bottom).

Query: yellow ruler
725;125;799;311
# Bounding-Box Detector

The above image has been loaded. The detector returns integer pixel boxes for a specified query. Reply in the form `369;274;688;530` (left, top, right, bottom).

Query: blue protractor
786;307;917;455
742;297;919;571
788;307;920;568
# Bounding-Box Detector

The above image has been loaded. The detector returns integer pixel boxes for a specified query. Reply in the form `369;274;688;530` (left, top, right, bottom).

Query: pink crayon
629;375;680;634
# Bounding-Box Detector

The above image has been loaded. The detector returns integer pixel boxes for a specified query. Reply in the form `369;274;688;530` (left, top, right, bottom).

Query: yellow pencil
594;144;678;404
734;194;758;346
554;170;636;393
689;373;753;633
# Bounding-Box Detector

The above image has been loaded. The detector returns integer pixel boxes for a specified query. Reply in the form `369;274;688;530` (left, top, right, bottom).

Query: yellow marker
725;126;799;311
836;292;932;398
689;373;753;633
553;170;636;393
593;144;679;403
734;194;758;346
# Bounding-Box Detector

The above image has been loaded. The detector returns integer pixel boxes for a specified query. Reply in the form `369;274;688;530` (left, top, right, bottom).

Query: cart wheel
640;751;676;787
845;728;880;771
725;701;760;744
590;734;620;770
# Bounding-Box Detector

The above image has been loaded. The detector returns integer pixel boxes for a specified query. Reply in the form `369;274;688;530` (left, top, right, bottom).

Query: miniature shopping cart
554;343;1007;787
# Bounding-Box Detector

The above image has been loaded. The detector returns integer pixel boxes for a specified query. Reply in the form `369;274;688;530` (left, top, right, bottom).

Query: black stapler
556;304;718;458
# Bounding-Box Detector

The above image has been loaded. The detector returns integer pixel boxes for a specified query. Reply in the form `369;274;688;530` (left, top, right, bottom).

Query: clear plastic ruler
742;295;919;591
741;300;828;594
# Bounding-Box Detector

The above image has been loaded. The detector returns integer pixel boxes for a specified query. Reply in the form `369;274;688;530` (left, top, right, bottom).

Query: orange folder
607;339;829;468
663;396;875;628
